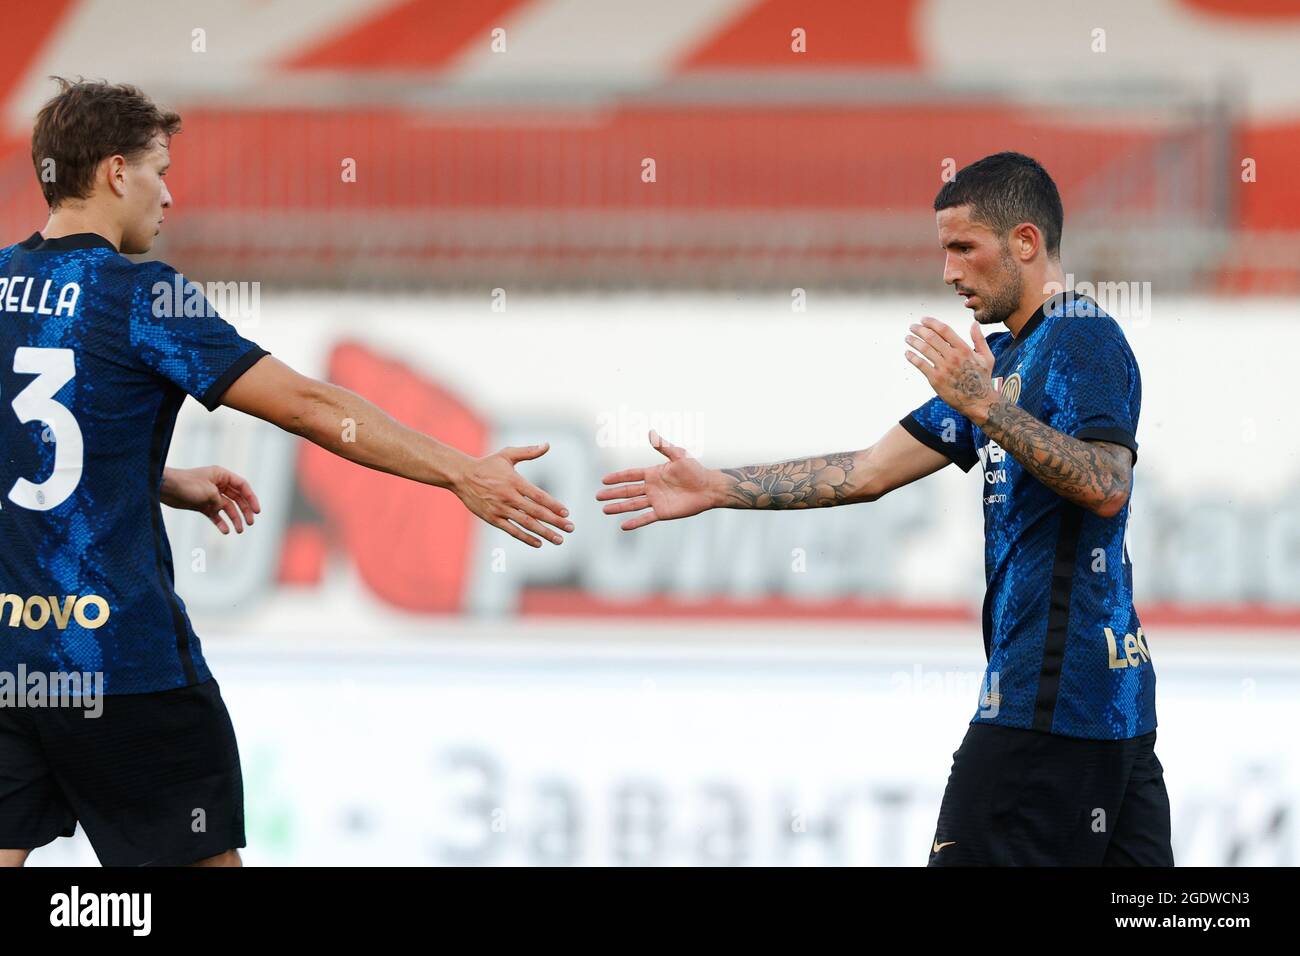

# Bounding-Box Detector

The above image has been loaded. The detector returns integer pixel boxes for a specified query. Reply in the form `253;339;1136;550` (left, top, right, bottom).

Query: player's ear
1010;223;1040;262
103;155;128;198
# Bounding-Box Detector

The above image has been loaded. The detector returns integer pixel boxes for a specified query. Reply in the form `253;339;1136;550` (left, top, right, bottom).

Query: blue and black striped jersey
902;293;1153;740
0;232;267;693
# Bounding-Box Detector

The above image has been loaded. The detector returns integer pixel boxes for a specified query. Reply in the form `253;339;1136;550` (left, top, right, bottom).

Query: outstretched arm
597;425;950;531
715;423;950;509
218;355;573;548
904;317;1131;517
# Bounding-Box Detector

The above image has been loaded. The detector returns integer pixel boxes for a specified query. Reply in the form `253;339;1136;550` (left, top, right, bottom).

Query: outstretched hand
160;466;261;534
596;430;721;531
455;443;574;548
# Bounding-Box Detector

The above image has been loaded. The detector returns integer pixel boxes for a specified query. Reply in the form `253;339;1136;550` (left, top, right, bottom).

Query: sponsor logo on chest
981;366;1026;504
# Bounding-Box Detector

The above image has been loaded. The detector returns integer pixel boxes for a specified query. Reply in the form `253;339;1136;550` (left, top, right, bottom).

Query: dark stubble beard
974;244;1023;326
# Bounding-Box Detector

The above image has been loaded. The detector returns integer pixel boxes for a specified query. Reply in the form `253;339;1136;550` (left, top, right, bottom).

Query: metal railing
0;75;1269;292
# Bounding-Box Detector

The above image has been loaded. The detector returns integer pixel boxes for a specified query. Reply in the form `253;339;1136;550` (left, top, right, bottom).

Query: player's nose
942;253;962;286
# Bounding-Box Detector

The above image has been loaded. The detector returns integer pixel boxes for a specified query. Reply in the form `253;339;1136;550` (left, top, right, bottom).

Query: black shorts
928;721;1173;866
0;677;245;866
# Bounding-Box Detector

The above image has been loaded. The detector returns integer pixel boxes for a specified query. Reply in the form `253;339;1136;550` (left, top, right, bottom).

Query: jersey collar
1011;290;1087;341
19;231;119;252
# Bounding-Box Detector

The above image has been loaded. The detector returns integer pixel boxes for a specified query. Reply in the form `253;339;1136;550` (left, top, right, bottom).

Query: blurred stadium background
4;0;1298;865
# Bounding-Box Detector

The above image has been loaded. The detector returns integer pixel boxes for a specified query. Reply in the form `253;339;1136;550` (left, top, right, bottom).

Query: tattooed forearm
979;399;1131;515
720;451;864;509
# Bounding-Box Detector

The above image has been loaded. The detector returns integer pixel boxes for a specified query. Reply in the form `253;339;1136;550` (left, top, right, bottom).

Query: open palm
597;430;719;531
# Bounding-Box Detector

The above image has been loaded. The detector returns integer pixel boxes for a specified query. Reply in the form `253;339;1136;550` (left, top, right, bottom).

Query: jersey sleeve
900;396;979;472
1045;317;1141;463
127;264;269;410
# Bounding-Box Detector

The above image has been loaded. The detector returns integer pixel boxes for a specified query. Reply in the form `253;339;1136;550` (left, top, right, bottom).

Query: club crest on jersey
994;372;1023;405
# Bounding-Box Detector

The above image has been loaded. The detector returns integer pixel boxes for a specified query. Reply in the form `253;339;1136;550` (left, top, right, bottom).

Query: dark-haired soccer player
0;79;572;867
599;152;1172;866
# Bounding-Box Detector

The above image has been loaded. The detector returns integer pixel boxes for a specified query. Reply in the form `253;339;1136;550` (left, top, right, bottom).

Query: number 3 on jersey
1;346;83;511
